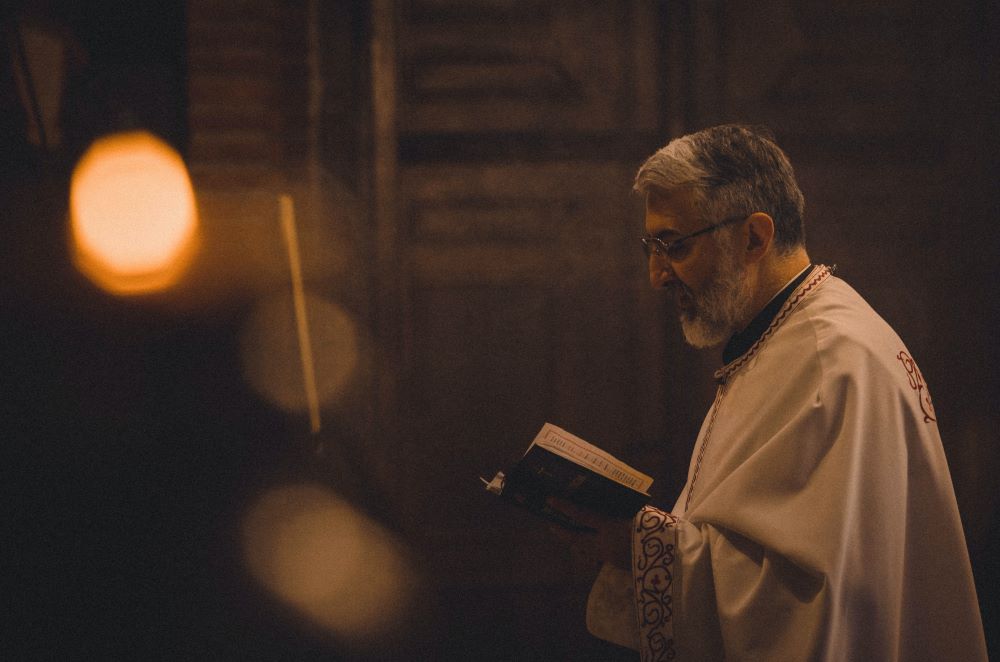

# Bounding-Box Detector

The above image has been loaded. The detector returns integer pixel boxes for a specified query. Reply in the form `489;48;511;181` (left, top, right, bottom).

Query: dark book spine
505;446;649;519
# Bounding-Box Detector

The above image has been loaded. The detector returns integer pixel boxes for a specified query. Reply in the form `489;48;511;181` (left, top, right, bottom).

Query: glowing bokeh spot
241;293;361;414
242;484;417;645
70;131;199;294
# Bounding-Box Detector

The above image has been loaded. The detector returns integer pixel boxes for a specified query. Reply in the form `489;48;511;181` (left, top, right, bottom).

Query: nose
649;256;675;289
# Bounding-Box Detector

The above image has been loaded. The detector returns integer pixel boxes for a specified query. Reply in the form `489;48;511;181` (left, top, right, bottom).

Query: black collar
722;265;814;365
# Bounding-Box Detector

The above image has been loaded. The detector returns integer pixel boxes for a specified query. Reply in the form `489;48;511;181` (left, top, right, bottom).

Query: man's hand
546;497;633;570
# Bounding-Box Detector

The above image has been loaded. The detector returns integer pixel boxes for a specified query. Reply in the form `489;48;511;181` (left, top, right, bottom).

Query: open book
481;423;653;531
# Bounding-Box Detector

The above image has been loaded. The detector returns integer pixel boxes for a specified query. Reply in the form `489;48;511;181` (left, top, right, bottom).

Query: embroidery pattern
897;350;936;422
634;506;678;662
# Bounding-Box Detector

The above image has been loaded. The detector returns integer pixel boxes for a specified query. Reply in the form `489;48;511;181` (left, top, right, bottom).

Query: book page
529;423;653;494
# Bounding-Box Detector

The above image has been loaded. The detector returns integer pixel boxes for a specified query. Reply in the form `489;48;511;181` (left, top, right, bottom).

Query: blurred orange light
70;131;198;295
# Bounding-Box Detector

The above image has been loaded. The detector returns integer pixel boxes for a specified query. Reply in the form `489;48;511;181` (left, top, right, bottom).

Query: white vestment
587;266;988;661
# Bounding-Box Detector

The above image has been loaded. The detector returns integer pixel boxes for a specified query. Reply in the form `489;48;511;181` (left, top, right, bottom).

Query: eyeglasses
640;214;748;261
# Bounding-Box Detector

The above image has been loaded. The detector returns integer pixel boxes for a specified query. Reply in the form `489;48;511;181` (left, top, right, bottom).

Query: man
556;125;988;660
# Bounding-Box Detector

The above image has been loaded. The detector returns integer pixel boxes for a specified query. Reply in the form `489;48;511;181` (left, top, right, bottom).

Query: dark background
4;1;998;660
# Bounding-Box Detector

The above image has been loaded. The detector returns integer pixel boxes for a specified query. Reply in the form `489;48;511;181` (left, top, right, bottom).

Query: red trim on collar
714;265;833;384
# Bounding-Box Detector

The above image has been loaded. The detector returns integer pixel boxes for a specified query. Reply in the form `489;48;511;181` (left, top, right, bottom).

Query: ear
744;212;775;262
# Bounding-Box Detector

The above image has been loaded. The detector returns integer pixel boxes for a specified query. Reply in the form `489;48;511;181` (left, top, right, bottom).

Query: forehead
644;187;700;236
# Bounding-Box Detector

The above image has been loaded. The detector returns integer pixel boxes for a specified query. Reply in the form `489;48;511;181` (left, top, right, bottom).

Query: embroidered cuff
634;506;678;662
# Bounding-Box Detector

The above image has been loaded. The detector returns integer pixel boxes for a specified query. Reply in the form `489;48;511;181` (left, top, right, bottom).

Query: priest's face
644;189;754;348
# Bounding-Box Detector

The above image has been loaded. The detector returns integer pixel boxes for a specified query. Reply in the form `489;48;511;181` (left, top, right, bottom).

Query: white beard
675;243;754;348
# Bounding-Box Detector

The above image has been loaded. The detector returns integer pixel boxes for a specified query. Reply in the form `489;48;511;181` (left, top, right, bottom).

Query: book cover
481;423;652;531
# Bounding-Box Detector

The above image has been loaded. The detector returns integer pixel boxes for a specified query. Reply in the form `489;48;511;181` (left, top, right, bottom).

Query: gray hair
635;124;806;251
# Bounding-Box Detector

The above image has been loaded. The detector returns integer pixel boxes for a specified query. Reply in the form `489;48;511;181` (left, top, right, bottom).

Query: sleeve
589;504;828;661
585;562;639;650
586;506;702;660
585;505;675;654
631;506;678;659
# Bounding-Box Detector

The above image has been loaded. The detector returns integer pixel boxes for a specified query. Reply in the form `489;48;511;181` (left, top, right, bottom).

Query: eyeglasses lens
642;237;689;260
